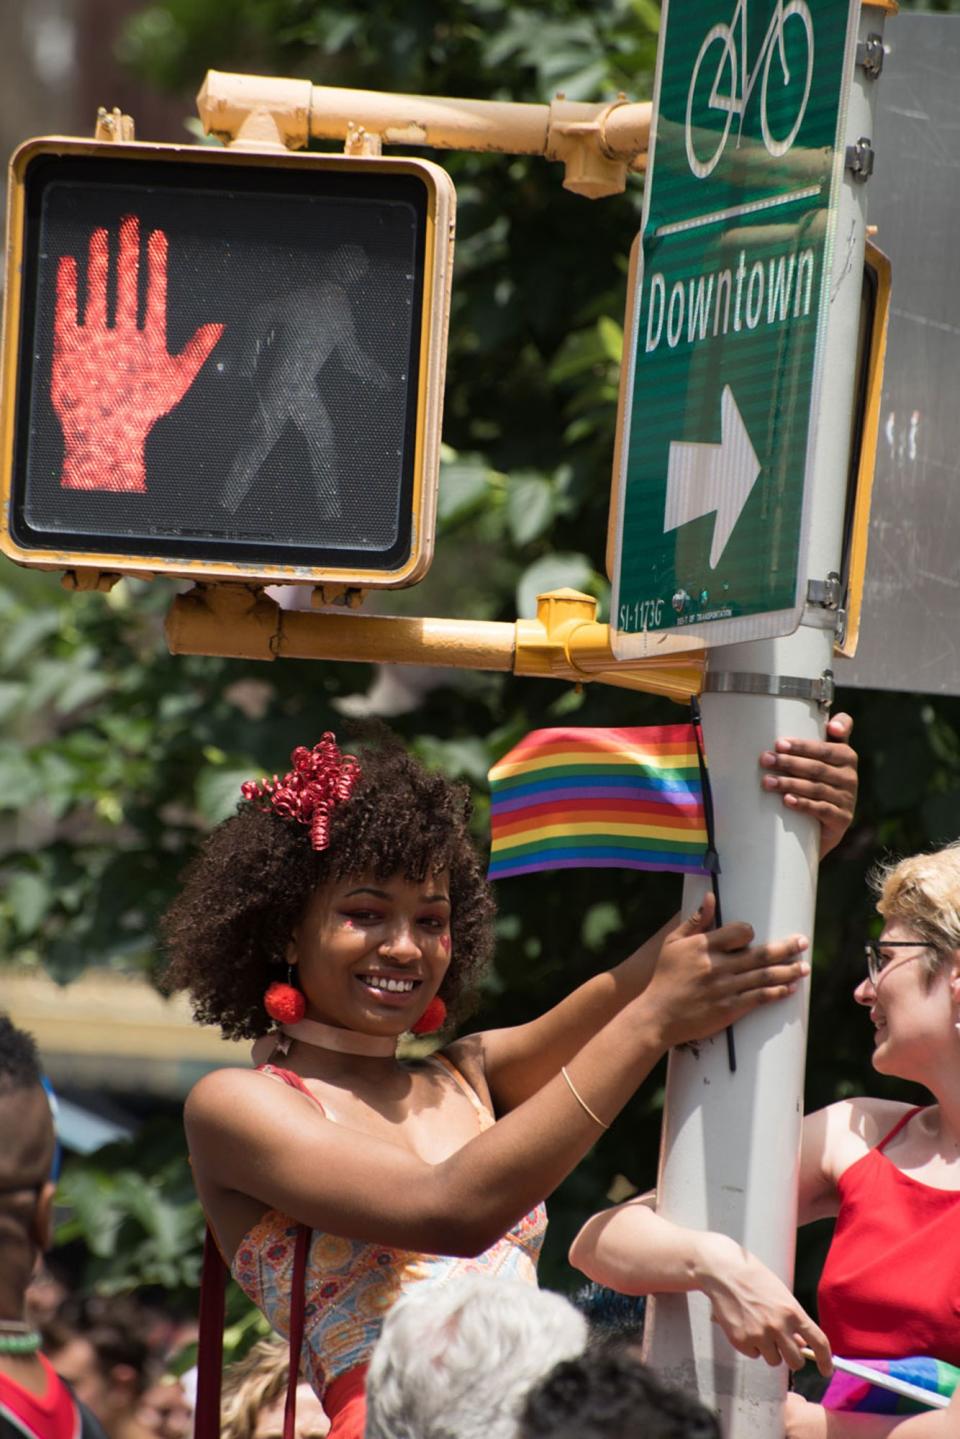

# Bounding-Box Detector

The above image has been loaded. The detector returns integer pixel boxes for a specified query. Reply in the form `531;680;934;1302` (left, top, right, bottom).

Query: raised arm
464;911;676;1114
473;716;858;1114
188;902;808;1259
569;1199;832;1375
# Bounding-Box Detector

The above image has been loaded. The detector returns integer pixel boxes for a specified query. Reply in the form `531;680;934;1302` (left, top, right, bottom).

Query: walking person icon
221;244;390;518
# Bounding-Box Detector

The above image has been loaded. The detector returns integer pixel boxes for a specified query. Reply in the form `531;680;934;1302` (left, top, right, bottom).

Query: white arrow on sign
663;385;761;569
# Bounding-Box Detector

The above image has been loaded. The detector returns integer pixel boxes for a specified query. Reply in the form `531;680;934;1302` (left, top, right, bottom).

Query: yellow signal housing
0;137;455;590
835;239;891;659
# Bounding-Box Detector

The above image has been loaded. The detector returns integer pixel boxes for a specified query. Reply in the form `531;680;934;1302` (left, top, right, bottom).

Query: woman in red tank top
786;842;960;1438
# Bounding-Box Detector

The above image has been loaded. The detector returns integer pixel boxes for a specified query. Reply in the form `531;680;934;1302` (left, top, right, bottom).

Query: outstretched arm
460;911;676;1115
784;1390;960;1439
329;294;390;389
472;716;858;1114
569;1199;833;1376
189;902;808;1260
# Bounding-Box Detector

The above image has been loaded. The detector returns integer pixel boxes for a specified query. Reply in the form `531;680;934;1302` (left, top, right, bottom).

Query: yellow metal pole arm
165;585;705;702
196;70;651;198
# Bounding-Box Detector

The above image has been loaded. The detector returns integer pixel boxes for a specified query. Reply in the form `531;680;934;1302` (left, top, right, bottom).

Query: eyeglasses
864;939;936;988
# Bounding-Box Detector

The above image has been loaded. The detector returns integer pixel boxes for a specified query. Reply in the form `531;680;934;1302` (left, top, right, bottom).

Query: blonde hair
221;1338;288;1439
871;841;960;983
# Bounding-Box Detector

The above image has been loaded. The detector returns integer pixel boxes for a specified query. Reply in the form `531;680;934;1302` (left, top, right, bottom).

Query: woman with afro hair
167;721;857;1439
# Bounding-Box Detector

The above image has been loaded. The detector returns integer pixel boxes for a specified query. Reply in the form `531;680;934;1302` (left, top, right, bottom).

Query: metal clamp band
704;669;836;711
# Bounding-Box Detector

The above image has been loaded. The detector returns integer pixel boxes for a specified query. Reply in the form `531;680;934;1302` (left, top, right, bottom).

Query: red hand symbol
51;215;223;493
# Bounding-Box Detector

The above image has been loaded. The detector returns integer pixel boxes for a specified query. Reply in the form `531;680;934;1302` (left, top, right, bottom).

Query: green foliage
53;1121;269;1365
2;0;958;1331
57;1159;201;1294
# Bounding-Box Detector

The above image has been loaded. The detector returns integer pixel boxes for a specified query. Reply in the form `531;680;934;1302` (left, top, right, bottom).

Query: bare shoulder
184;1065;303;1137
807;1097;916;1178
186;1063;258;1110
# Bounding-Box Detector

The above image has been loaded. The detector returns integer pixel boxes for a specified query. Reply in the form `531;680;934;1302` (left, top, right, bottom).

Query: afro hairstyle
162;729;496;1040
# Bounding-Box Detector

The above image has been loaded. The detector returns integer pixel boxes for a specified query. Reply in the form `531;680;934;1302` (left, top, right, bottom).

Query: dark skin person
189;885;809;1257
187;717;858;1268
0;1083;57;1401
760;713;858;859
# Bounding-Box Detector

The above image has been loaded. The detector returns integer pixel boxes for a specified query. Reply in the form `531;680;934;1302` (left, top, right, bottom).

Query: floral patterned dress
231;1055;548;1403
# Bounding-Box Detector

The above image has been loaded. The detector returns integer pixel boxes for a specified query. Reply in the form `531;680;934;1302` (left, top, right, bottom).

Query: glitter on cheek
439;934;451;954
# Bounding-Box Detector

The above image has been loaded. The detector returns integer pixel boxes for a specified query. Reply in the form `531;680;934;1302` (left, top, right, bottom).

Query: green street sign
611;0;859;650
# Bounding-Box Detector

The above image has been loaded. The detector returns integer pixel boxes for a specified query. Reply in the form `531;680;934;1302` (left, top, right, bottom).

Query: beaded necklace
0;1320;41;1355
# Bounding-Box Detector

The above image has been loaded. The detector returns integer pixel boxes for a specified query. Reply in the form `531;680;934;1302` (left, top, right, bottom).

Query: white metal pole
642;6;889;1436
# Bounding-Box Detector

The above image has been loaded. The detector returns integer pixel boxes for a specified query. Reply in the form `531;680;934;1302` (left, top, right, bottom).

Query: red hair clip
241;733;361;851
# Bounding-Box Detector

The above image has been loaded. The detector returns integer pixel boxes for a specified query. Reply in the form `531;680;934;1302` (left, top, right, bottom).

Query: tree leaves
506;472;556;546
6;872;51;936
56;1158;204;1292
516;552;598;617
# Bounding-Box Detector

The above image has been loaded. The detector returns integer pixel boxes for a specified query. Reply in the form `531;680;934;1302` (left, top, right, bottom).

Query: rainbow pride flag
487;724;711;880
823;1356;959;1414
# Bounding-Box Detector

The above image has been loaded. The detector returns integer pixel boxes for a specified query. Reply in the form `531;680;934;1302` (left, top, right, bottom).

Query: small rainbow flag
487;724;711;880
823;1356;959;1414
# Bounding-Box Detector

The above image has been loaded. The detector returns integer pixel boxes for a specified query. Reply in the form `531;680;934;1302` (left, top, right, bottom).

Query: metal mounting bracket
806;574;842;610
803;573;847;645
845;137;875;182
856;34;885;78
704;669;836;712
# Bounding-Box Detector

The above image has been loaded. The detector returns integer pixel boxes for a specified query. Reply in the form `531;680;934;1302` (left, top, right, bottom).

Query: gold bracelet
560;1065;610;1131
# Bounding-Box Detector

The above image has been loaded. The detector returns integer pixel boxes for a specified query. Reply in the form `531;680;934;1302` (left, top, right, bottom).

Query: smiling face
854;917;959;1081
291;870;452;1034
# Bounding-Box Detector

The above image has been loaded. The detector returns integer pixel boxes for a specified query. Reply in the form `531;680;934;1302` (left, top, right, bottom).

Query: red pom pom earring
411;996;447;1036
264;968;306;1025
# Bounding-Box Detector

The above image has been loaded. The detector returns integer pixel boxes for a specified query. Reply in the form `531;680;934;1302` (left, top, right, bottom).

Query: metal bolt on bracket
806;574;843;610
845;137;875;181
856;34;885;78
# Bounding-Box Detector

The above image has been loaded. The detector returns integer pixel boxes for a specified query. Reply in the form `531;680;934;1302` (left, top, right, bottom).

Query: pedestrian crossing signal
0;138;455;589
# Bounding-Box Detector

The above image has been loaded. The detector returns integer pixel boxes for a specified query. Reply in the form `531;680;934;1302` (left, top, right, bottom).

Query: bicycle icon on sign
685;0;814;179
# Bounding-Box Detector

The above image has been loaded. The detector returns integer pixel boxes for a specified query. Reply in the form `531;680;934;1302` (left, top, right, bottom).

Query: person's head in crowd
363;1275;588;1439
0;1014;57;1319
570;1282;646;1350
131;1299;197;1439
221;1337;329;1439
517;1342;720;1439
46;1298;155;1439
25;1253;74;1329
136;1375;193;1439
0;1016;112;1439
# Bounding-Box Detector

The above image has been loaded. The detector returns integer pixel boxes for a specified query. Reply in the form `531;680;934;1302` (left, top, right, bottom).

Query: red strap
282;1225;311;1439
193;1228;227;1439
876;1105;924;1154
257;1064;328;1114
